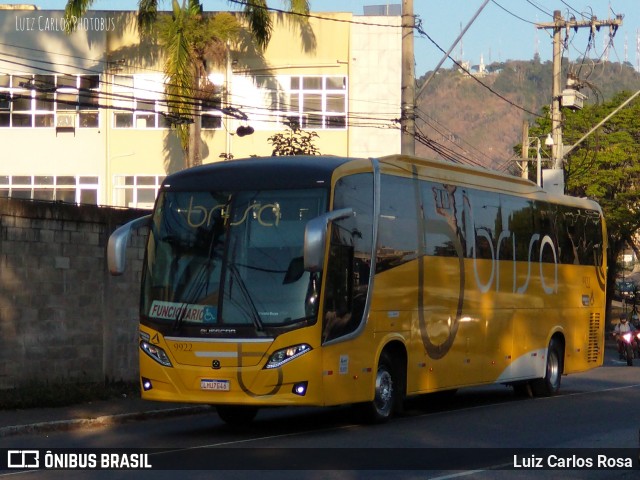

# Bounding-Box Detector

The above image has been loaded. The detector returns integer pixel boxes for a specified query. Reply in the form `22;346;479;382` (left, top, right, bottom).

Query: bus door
320;173;375;406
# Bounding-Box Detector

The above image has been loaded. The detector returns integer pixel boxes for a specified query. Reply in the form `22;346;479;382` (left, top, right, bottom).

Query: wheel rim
374;368;393;417
548;351;560;389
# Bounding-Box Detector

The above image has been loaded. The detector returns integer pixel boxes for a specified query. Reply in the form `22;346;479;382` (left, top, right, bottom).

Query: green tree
64;0;310;43
64;0;311;168
268;126;320;156
528;91;640;307
157;1;239;167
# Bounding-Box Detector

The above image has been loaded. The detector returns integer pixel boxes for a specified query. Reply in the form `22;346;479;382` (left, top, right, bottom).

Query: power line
524;0;553;18
225;0;410;29
559;0;585;19
414;21;544;119
414;124;486;168
0;63;402;132
493;0;544;25
415;108;495;167
0;43;405;127
0;4;554;162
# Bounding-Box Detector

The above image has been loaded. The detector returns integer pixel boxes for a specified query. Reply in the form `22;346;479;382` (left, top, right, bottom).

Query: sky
32;0;640;77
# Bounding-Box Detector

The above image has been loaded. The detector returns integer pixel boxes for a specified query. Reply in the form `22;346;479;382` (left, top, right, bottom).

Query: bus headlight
140;341;173;367
265;344;312;369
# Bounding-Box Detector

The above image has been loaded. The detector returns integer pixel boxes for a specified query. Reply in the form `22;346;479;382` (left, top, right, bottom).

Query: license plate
201;379;230;391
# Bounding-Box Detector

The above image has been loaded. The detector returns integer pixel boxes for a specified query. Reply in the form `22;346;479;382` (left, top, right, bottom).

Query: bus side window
323;243;356;342
322;173;373;343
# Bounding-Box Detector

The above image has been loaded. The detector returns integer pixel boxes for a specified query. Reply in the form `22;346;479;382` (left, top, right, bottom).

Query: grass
0;380;140;410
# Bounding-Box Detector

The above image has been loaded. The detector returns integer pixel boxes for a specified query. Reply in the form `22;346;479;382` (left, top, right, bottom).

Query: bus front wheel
531;338;563;396
216;405;259;425
360;352;400;423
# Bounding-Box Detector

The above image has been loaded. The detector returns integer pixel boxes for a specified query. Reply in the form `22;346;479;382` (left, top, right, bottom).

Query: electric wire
414;107;495;168
0;58;401;133
4;2;597;169
3;5;552;155
225;0;410;28
0;44;405;130
524;0;553;18
0;62;402;132
493;0;544;25
560;0;586;18
414;20;544;119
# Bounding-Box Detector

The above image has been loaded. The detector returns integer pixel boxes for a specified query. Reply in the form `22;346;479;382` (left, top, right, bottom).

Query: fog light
292;381;308;396
142;377;153;391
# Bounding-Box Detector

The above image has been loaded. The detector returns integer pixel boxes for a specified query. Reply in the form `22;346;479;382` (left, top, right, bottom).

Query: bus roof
162;156;351;191
379;154;602;212
161;154;601;213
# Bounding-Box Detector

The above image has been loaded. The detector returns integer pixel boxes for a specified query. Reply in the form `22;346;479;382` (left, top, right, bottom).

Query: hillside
415;57;640;171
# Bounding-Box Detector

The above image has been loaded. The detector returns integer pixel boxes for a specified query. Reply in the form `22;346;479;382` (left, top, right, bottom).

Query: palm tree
64;0;311;168
64;1;310;43
157;0;239;167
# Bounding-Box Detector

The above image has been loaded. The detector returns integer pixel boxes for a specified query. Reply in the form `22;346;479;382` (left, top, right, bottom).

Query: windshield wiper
172;302;190;332
226;263;264;332
171;214;226;332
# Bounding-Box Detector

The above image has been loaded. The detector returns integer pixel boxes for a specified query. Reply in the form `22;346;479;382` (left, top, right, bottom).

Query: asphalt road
2;346;639;480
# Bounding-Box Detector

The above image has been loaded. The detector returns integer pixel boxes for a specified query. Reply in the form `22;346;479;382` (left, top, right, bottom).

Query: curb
0;405;212;438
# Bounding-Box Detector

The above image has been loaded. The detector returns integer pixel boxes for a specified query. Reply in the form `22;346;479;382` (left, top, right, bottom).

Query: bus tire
531;338;563;396
216;405;259;425
361;352;399;423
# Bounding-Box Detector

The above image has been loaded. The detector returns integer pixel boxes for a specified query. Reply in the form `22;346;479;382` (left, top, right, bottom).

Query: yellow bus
108;154;606;424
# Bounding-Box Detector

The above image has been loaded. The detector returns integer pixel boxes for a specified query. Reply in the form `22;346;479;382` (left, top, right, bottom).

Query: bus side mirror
107;215;151;275
304;208;353;273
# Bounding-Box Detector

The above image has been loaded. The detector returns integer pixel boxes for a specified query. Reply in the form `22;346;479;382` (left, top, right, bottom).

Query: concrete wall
0;198;147;389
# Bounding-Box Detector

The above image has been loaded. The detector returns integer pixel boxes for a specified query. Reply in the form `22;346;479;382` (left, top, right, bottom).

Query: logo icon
7;450;39;468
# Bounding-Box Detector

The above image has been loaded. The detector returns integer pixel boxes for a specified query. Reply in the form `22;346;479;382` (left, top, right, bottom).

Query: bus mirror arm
303;208;353;273
107;215;152;275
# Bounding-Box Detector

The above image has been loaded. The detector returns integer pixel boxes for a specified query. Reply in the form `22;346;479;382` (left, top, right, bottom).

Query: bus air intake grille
587;313;601;363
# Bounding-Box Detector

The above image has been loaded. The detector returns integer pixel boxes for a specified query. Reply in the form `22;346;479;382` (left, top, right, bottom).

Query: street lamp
545;133;554;148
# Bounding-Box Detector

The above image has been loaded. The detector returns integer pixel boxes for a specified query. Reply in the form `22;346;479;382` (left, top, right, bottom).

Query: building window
289;76;347;129
113;75;170;129
113;175;165;209
0;74;100;128
201;96;222;129
0;175;99;204
112;74;223;130
244;75;347;130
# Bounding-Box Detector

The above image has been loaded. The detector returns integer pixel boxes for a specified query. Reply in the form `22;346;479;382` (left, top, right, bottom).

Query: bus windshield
141;188;327;335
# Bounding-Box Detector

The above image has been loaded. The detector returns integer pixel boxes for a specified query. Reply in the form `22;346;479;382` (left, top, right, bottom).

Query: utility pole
536;11;622;194
401;0;415;155
521;121;529;179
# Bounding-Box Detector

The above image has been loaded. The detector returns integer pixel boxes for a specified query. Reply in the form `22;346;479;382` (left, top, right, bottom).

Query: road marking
426;465;512;480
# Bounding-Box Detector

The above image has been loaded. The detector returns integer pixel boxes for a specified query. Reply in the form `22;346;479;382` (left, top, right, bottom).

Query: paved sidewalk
0;396;211;438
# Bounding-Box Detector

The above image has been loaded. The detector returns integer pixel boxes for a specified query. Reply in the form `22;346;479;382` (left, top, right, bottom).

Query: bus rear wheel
531;338;563;396
216;405;259;425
